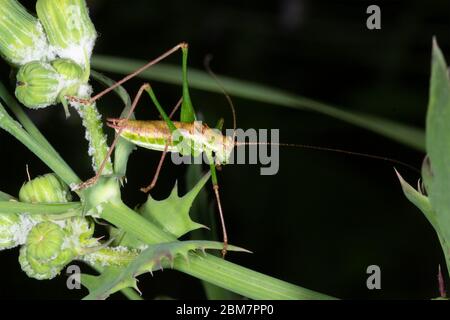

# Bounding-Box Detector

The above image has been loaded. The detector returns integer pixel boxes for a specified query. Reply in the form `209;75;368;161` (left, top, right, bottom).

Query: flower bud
26;221;66;262
15;61;61;109
15;59;87;110
0;213;21;250
19;173;72;204
0;0;52;66
36;0;97;67
52;58;83;81
19;222;75;280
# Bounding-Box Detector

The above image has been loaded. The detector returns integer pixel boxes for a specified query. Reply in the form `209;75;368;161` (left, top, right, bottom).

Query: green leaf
395;169;436;227
81;267;138;300
425;39;450;240
90;71;136;179
102;201;336;299
139;171;211;238
91;55;425;151
0;191;15;201
83;240;249;300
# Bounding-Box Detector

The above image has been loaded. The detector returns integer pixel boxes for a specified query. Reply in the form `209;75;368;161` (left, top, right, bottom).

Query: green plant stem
75;103;113;175
101;201;335;300
121;287;143;300
0;201;81;215
90;71;135;178
91;56;425;151
0;83;56;153
0;102;80;186
0;83;79;183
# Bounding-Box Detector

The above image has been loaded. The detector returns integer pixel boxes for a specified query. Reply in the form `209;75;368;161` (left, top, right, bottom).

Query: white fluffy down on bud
50;37;96;68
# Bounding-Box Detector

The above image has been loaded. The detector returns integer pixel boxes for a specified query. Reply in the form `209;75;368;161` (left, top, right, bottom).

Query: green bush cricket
70;42;419;258
70;43;236;256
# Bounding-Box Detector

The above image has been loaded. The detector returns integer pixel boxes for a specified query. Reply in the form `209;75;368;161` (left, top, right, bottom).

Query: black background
0;0;449;299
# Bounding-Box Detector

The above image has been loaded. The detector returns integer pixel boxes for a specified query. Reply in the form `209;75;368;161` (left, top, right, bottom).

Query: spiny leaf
81;267;138;300
425;39;450;241
139;171;211;238
83;240;250;300
395;169;436;227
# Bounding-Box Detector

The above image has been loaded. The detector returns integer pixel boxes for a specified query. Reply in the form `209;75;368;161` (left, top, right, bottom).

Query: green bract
15;61;61;109
52;58;84;81
19;222;75;280
0;0;52;66
19;173;72;204
51;58;87;99
65;216;94;244
36;0;97;67
0;213;21;250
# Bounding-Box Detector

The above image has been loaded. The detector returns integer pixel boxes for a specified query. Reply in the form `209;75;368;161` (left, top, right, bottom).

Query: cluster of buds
0;173;99;280
0;0;97;114
1;173;139;280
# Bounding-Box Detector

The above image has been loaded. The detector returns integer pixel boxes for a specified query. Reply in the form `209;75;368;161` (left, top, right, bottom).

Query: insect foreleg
73;83;151;190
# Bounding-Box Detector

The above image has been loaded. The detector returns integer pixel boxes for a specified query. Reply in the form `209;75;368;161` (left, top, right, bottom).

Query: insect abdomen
107;119;234;163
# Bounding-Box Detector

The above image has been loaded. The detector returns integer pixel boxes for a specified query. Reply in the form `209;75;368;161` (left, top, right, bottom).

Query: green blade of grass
0;201;81;215
0;101;81;187
92;55;425;151
0;82;79;182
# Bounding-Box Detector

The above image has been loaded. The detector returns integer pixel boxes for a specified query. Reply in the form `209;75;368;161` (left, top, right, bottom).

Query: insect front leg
73;83;152;190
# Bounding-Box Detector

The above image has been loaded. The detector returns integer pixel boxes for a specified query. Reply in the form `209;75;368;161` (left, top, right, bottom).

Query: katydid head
105;118;127;130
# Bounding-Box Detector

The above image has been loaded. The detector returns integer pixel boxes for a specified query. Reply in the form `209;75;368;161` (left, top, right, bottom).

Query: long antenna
204;54;237;142
202;56;419;175
234;141;420;174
